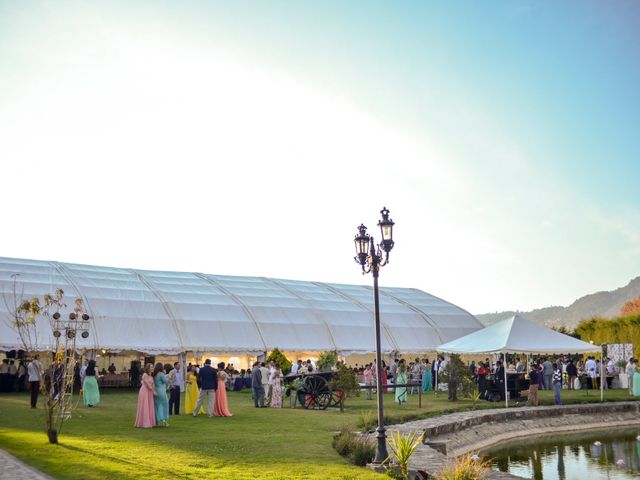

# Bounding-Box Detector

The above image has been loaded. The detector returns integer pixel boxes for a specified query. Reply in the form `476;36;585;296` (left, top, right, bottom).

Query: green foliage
467;387;482;409
266;347;292;375
576;314;640;359
332;426;375;467
357;410;376;432
435;453;490;480
384;430;424;479
329;362;360;411
285;377;305;397
316;350;338;371
351;438;375;466
440;355;473;401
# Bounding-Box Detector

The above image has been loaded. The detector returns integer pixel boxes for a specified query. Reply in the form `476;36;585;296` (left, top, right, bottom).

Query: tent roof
436;314;600;354
0;256;483;354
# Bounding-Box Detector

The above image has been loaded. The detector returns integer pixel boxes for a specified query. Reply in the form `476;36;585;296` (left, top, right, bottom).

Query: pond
484;428;640;479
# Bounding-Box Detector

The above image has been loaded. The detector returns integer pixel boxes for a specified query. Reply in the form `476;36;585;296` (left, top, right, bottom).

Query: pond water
484;428;640;479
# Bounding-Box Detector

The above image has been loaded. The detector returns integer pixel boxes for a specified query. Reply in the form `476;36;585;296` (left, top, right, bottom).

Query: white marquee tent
437;314;601;407
0;257;483;355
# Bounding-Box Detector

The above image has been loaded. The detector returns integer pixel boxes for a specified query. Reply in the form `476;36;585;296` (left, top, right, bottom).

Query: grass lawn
0;387;635;479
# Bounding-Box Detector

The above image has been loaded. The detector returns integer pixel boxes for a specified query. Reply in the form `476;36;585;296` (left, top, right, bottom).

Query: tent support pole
503;352;508;408
600;345;604;402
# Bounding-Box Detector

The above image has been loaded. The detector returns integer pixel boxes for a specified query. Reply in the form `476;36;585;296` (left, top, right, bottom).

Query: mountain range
476;276;640;330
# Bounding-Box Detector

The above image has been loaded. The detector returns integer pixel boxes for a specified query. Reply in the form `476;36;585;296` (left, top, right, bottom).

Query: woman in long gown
135;363;156;428
270;366;282;408
422;359;432;392
381;361;388;393
82;360;101;407
153;362;169;426
214;362;233;417
395;360;408;404
184;365;204;415
632;366;640;397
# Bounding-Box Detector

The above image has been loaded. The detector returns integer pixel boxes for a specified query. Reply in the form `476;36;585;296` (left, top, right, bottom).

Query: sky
1;1;639;315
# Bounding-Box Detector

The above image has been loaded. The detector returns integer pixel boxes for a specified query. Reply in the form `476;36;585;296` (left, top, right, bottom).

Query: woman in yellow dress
184;365;204;415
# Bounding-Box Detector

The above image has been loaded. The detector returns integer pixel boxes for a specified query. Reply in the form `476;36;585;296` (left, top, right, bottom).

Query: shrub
436;453;491;480
329;362;360;412
357;410;376;432
351;437;375;466
333;427;375;466
266;347;293;375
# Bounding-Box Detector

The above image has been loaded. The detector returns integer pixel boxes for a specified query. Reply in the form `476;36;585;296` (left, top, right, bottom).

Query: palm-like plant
385;430;425;479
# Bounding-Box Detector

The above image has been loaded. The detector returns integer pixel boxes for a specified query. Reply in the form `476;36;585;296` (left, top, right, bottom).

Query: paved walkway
0;450;52;480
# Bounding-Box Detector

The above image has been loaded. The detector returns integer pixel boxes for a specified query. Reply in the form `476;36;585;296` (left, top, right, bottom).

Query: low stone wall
385;401;640;479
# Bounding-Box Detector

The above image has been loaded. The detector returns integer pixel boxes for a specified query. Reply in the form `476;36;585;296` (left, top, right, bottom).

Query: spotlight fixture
82;313;90;321
66;329;76;339
53;312;60;320
81;331;89;339
53;330;61;338
69;312;77;320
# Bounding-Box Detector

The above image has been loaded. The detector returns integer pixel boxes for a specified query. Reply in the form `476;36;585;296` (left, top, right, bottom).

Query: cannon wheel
302;375;332;410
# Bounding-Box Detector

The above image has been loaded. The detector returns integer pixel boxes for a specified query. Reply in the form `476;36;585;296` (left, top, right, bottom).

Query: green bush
332;428;355;457
351;437;375;466
332;427;375;466
357;410;376;432
576;314;640;360
266;347;293;375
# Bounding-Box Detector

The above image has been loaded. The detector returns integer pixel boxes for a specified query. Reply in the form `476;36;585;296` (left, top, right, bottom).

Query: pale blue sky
0;1;638;314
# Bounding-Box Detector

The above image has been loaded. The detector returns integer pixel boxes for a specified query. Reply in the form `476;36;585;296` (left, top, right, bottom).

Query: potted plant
316;351;338;372
285;377;305;408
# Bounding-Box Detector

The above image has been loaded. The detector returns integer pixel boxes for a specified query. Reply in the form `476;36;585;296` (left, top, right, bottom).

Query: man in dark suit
251;361;265;408
193;359;218;417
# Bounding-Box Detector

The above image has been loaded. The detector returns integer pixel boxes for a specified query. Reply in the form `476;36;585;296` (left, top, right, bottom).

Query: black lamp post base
373;426;389;464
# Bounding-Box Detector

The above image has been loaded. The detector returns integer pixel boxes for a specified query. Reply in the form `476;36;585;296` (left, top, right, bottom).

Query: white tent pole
600;345;604;402
503;352;508;408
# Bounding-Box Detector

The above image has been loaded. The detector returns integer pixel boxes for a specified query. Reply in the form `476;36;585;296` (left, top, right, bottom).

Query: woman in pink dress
134;363;156;428
214;362;233;417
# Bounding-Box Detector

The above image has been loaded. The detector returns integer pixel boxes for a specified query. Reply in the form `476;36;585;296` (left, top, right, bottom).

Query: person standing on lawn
153;362;169;426
552;363;562;405
214;362;233;417
527;363;539;407
251;362;265;408
192;358;217;417
82;359;101;407
167;361;184;416
27;355;43;408
135;363;156;428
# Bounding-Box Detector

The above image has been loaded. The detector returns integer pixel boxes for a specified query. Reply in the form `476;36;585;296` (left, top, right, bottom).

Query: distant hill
477;277;640;330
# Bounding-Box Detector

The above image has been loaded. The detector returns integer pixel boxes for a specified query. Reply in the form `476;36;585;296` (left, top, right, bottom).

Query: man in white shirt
585;356;597;389
291;360;302;375
260;362;271;406
27;355;44;408
167;361;185;415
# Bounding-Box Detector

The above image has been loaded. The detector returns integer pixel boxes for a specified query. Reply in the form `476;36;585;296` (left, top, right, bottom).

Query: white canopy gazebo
437;314;601;407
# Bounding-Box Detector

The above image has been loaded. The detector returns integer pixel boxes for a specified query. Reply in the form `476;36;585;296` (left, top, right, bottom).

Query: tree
3;276;91;444
440;354;472;401
329;362;360;412
621;297;640;316
265;347;292;374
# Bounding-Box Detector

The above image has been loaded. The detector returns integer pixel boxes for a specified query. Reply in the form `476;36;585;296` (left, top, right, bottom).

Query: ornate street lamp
353;206;395;464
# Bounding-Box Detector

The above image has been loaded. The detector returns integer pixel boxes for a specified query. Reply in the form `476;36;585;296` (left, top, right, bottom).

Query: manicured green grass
0;388;635;479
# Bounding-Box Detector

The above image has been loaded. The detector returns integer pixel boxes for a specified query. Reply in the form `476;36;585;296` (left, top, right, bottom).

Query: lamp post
354;206;395;464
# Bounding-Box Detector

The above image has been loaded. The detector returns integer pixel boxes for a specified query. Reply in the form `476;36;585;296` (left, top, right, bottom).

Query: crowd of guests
0;358;28;393
135;359;234;428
